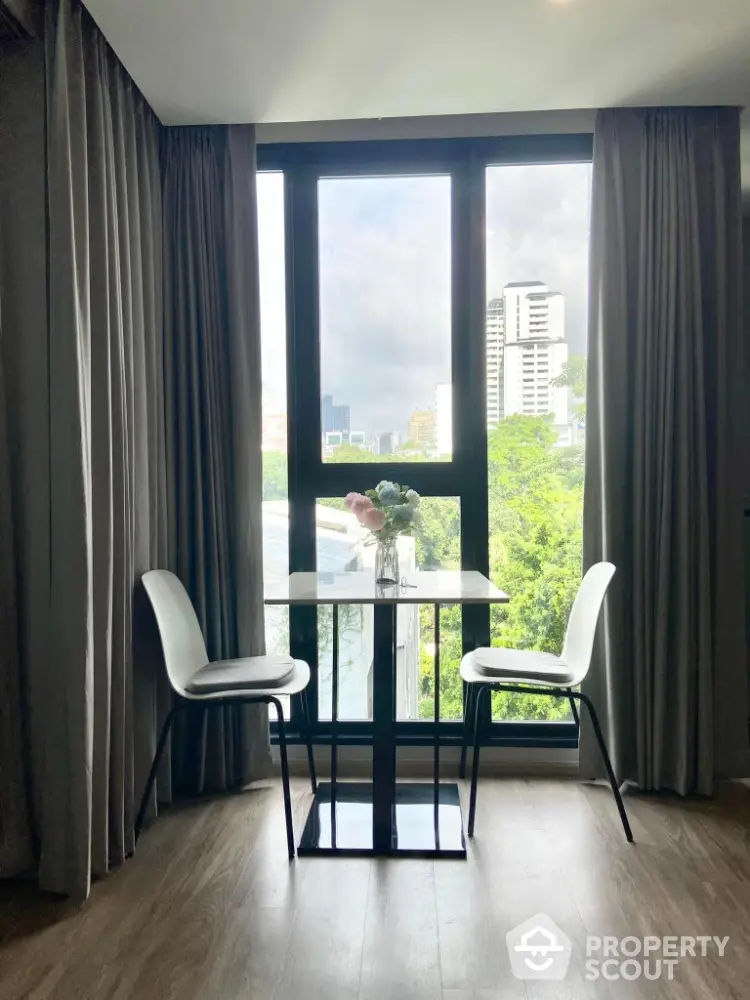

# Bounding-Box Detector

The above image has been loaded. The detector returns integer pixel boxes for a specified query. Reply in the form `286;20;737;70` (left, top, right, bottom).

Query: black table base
297;781;467;858
296;602;468;859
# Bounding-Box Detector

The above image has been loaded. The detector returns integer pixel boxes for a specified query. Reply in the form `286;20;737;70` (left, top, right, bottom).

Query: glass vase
375;537;399;585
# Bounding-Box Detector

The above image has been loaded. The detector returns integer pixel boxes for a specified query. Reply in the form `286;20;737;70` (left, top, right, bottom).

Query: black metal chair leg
467;686;486;837
567;687;580;728
135;706;175;841
459;683;474;780
299;691;317;793
578;692;633;843
272;697;296;860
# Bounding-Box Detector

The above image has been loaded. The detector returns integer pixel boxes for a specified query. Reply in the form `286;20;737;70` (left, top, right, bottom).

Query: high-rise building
322;394;351;434
375;430;400;455
502;281;568;424
485;282;568;428
435;383;452;456
408;409;436;448
321;428;368;458
486;298;505;427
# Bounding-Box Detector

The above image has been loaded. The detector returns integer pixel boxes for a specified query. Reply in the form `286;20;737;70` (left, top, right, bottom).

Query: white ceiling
84;0;750;177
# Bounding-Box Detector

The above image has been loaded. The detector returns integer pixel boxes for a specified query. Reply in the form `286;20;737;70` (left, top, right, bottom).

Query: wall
255;108;597;145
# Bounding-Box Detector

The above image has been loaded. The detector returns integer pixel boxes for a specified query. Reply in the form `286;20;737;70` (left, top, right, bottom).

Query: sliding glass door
258;134;592;749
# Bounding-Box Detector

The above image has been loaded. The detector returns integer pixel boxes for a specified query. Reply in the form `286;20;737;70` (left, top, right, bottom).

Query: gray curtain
743;212;750;508
0;38;43;880
582;107;748;796
1;2;268;897
161;125;271;793
41;0;166;897
0;317;34;878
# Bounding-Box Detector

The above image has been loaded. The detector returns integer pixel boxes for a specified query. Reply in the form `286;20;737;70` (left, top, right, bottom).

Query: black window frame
258;133;592;750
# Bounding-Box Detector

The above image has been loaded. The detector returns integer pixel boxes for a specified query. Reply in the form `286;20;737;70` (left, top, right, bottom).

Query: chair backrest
561;561;615;685
142;569;209;695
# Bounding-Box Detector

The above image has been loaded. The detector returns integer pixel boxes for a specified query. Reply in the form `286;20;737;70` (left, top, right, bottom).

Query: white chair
459;562;632;842
137;569;316;859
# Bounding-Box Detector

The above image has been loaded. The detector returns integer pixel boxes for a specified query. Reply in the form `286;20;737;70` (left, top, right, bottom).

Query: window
258;134;591;751
318;175;451;463
315;496;462;723
486;160;592;722
258;171;290;717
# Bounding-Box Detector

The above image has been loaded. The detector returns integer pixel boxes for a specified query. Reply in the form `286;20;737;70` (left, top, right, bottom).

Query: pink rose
345;491;366;510
360;507;386;532
350;496;374;518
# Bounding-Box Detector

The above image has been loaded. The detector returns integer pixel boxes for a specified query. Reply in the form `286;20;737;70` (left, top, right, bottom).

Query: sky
258;162;592;437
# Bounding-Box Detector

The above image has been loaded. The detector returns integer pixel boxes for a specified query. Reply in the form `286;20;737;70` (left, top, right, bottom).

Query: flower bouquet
344;481;421;584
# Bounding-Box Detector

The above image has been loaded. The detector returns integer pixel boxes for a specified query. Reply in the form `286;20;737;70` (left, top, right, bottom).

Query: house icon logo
506;913;572;980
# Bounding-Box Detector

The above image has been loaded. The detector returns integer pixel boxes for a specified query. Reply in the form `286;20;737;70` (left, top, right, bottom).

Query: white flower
411;508;423;528
405;489;420;509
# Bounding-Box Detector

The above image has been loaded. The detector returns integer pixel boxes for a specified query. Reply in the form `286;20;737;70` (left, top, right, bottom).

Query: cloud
319;175;451;433
486;162;592;356
258;162;592;436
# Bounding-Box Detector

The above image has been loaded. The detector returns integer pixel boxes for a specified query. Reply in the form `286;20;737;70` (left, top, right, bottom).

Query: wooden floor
1;777;749;999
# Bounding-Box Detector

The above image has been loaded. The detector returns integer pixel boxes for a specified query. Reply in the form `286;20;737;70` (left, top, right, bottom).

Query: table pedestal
297;781;466;857
297;601;467;858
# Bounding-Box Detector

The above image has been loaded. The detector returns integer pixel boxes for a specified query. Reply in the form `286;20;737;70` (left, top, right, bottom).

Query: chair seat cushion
464;647;575;686
186;655;297;693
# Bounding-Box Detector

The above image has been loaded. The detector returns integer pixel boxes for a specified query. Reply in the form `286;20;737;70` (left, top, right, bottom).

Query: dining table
265;569;509;858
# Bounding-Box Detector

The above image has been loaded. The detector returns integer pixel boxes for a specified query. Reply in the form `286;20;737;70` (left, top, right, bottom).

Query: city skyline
259;163;591;438
263;279;574;452
319;281;570;444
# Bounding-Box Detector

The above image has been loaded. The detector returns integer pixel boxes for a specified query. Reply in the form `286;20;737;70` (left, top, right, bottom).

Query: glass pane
315;495;461;721
315;498;371;722
485;162;592;722
318;175;452;462
258;172;290;716
413;498;462;722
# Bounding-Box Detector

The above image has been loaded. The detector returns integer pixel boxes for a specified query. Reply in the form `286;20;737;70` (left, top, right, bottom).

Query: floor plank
1;777;749;999
359;859;440;1000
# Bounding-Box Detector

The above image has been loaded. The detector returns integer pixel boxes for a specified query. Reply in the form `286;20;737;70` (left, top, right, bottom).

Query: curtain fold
0;328;35;878
42;0;166;897
0;39;44;880
2;1;268;898
582;107;747;795
161;125;271;795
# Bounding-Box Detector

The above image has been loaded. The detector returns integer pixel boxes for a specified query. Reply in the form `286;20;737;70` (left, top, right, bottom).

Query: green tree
411;415;584;723
485;415;583;720
262;451;287;500
551;353;587;422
